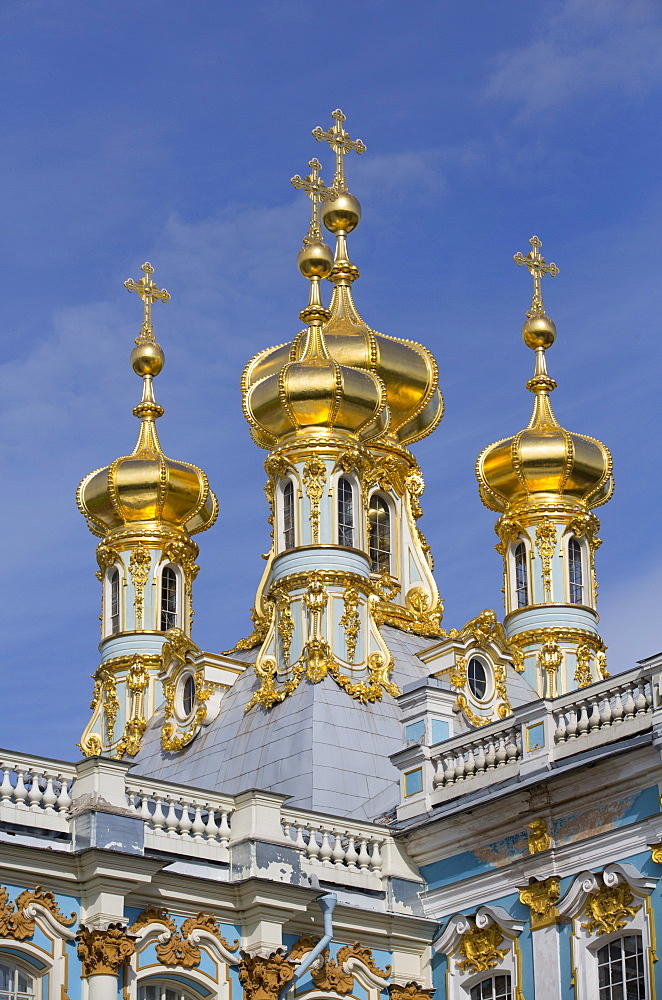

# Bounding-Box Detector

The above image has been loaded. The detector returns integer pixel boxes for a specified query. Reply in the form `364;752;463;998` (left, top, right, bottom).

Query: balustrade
432;725;522;790
126;780;233;853
553;676;654;745
0;754;75;826
281;813;384;874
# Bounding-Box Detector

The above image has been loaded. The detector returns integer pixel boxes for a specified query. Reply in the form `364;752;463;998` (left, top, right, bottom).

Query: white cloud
485;0;662;115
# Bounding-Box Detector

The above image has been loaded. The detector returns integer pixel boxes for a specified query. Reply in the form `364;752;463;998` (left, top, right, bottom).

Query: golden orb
131;340;165;377
322;191;361;234
522;314;556;351
297;239;334;279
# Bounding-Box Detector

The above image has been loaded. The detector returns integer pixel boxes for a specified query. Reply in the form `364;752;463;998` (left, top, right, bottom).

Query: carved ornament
456;923;507;974
518;877;560;929
0;885;76;940
128;543;151;627
95;542;120;581
303;455;326;543
339;584;361;663
535;520;557;599
311;951;354;994
238;950;296;1000
336;942;391;978
388;983;435;1000
574;642;593;688
581;883;641;936
160;628;213;751
76;923;135;977
130;909;238;969
527;819;552;855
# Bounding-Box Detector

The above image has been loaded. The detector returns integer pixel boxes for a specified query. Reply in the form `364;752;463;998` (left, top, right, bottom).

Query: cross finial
124;262;171;342
291;158;337;242
312;109;366;192
513;236;559;318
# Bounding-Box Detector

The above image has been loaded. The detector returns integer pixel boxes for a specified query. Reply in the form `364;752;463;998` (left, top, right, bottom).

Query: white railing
0;751;76;832
553;674;655;743
125;776;234;860
432;724;522;790
281;809;385;877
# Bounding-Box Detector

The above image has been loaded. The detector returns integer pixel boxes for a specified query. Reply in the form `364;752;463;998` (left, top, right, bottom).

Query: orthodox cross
291;158;336;242
312;109;366;192
513;236;559;318
124;262;171;340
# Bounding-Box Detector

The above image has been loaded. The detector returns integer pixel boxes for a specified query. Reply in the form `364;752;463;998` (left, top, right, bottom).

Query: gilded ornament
596;650;610;679
339;585;361;662
129;906;175;932
650;844;662;864
574;642;593;688
272;586;295;665
457;609;508;649
535;520;557;600
518;877;560;929
76;923;135;978
303;456;326;543
539;637;562;675
527;819;552;855
129;543;151;627
291;157;336;243
95;542;120;581
245;656;286;713
0;885;76;941
581;883;640;936
238;950;296;1000
226;606;270;654
450;655;468;690
388;983;435;1000
311;951;354;994
453;694;491;728
312;108;366;193
456;924;507;975
289;935;320;960
336;943;391;978
130;908;238;969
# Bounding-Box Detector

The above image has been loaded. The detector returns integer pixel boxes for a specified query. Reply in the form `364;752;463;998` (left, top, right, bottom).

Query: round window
467;658;488;699
181;674;196;717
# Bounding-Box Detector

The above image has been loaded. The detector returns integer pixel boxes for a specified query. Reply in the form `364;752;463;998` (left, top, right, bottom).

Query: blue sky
1;0;661;757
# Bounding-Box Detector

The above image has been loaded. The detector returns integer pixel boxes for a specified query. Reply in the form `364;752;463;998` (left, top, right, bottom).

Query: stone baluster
306;826;321;862
151;796;166;832
191;805;206;841
13;768;28;807
345;832;359;869
554;711;567;744
369;837;383;872
611;688;625;724
485;739;497;769
622;684;636;720
588;698;601;733
474;740;487;775
218;808;232;846
319;828;333;864
357;837;371;869
599;695;613;728
332;829;346;865
0;766;14;803
443;754;456;785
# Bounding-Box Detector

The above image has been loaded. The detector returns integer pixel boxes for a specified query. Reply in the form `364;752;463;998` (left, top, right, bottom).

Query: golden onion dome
476;238;613;515
77;263;218;539
242;115;443;448
243;239;386;448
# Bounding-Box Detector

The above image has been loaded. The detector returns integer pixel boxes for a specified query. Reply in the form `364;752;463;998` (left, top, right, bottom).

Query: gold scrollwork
303;455;326;543
95;542;120;581
456;923;507;974
581;883;641;936
336;943;391;978
388;984;435;1000
160;628;213;752
535;520;557;599
518;877;560;929
130;909;237;969
272;586;295;665
238;950;296;1000
129;543;151;627
0;885;76;940
339;585;361;663
450;655;467;689
574;641;593;688
76;923;135;978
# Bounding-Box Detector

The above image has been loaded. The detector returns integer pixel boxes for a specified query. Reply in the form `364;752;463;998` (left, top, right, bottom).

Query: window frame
368;492;393;575
159;563;181;632
566;534;586;605
468;974;513;1000
280;477;297;552
336;475;356;549
104;565;123;637
467;655;491;704
509;537;530;611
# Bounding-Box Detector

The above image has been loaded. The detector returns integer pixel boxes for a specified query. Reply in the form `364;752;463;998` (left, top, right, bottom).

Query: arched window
468;657;488;700
597;935;645;999
282;480;295;550
514;541;528;608
182;674;196;717
160;565;178;631
109;567;121;634
368;495;391;573
337;477;354;547
138;984;200;1000
0;960;35;1000
470;974;512;1000
568;536;583;604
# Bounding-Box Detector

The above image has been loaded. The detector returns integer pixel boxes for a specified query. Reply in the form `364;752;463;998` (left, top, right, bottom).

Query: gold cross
312;109;366;192
513;236;559;318
291;158;336;241
124;262;171;340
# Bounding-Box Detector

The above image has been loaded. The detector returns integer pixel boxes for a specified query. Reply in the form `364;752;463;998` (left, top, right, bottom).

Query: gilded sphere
131;339;165;377
322;191;361;234
522;313;556;351
297;239;334;279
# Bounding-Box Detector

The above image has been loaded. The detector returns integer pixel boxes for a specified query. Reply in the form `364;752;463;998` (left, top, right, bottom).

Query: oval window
182;674;196;717
467;658;488;699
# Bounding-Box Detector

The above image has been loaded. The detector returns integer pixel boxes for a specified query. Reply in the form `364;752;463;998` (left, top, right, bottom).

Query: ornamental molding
285;938;391;993
388;983;435;1000
434;906;524;967
556;863;656;930
76;923;135;977
130;907;239;968
128;543;151;628
0;885;76;941
534;520;557;600
238;949;297;1000
160;628;218;752
518;877;561;929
